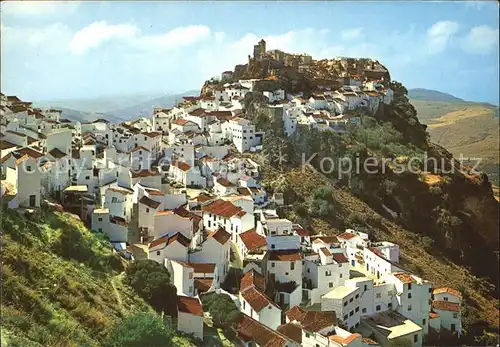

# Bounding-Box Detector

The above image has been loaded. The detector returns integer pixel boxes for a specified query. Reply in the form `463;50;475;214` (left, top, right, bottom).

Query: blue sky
1;1;498;104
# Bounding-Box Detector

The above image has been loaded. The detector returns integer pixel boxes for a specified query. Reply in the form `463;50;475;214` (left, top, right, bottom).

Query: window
408;293;412;299
388;290;393;296
189;286;193;293
111;197;118;203
364;285;367;291
27;165;32;172
98;217;102;222
376;293;381;299
388;303;392;309
329;282;333;288
305;332;310;338
355;294;359;299
349;298;353;303
355;307;359;312
343;301;347;307
98;228;102;232
243;301;246;309
428;288;433;293
156;251;160;256
146;208;150;213
349;311;353;317
340;274;343;278
453;313;458;319
443;297;448;301
189;273;193;279
362;308;367;313
408;283;412;290
376;305;381;311
343;315;348;321
271;262;275;268
307;268;310;273
325;270;331;276
271;244;275;249
290;262;295;270
422;318;426;325
451;324;456;331
85;176;90;180
408;305;412;311
414;334;418;343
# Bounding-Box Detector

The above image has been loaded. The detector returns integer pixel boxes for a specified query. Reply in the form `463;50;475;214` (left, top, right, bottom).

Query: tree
104;312;174;347
125;260;178;316
200;293;240;331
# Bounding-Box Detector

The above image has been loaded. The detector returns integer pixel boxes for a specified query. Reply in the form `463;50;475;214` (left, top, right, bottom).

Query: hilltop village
0;41;462;347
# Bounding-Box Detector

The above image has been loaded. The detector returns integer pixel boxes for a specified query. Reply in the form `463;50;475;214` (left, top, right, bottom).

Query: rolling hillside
410;91;499;184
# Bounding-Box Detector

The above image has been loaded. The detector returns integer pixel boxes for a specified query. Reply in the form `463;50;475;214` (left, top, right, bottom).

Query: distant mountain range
410;88;499;185
33;90;199;123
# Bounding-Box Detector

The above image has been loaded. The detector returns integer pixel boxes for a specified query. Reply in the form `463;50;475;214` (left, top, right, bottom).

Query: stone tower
253;39;266;60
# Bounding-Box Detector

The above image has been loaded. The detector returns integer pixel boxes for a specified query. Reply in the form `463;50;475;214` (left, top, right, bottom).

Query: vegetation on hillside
0;206;192;346
200;292;240;337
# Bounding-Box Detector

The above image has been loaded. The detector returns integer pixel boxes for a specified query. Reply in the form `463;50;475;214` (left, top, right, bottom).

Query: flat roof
362;312;422;340
64;185;88;192
323;285;359;299
93;208;109;214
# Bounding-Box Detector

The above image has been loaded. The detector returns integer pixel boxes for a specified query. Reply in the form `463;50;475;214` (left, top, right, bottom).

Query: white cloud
464;1;485;10
1;1;79;16
134;25;211;51
461;25;499;55
1;22;71;52
425;21;459;55
69;21;138;55
341;27;364;41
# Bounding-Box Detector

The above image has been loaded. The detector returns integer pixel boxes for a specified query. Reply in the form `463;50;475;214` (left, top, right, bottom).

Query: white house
177;295;204;340
4;154;41;208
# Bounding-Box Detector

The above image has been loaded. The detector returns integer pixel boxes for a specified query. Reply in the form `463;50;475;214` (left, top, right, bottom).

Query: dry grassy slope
261;165;499;328
411;99;499;184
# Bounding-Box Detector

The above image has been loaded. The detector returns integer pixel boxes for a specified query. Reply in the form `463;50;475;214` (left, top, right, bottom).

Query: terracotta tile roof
188;262;216;274
268;250;301;261
11;147;44;159
173;206;202;223
6;130;26;138
15;154;32;165
433;287;462;299
110;215;127;226
311;235;339;244
182;96;201;101
240;269;265;292
320;247;332;256
241;287;277;313
194;193;213;202
236;314;290;347
337;232;357;240
393;272;416;284
131;169;160;178
216;177;235;187
139;195;161;209
429;312;440;319
178;296;203;316
171;160;191;172
286;306;337;332
332;253;349;263
361;337;378;345
208;111;233;121
188;108;206;117
432;300;460;312
292;225;309;237
194;278;213;293
239;229;267;251
130;146;150;153
202;199;242;218
149;232;191;250
277;323;302;343
208;227;231;245
173;119;190;126
0;140;18;150
329;333;361;345
145;188;163;196
143;131;162;138
237;187;252;196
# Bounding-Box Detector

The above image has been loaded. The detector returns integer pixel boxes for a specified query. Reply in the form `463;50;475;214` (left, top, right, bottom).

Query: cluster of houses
1;61;459;347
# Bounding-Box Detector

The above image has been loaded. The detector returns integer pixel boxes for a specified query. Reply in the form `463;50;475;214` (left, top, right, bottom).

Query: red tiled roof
236;314;290;347
143;131;162;138
108;187;133;195
329;333;361;345
178;296;203;316
131;169;160;178
362;337;378;345
149;232;191;249
182;96;201;101
188;262;216;274
188;108;206;117
393;272;416;284
202;199;242;218
241;287;277;313
277;323;302;344
237;187;252;196
239;229;267;251
320;247;332;256
337;232;357;240
145;188;163;196
171;160;191;172
194;278;213;293
286;306;337;332
130;146;150;153
433;287;462;299
11;147;44;159
173;206;202;223
311;235;338;244
268;250;301;261
216;177;235;187
194;193;213;202
208;111;233;121
332;253;349;263
240;269;265;292
209;227;231;245
139;195;161;209
173;119;189;126
292;225;309;237
429;312;440;319
432;300;460;312
0;140;18;150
